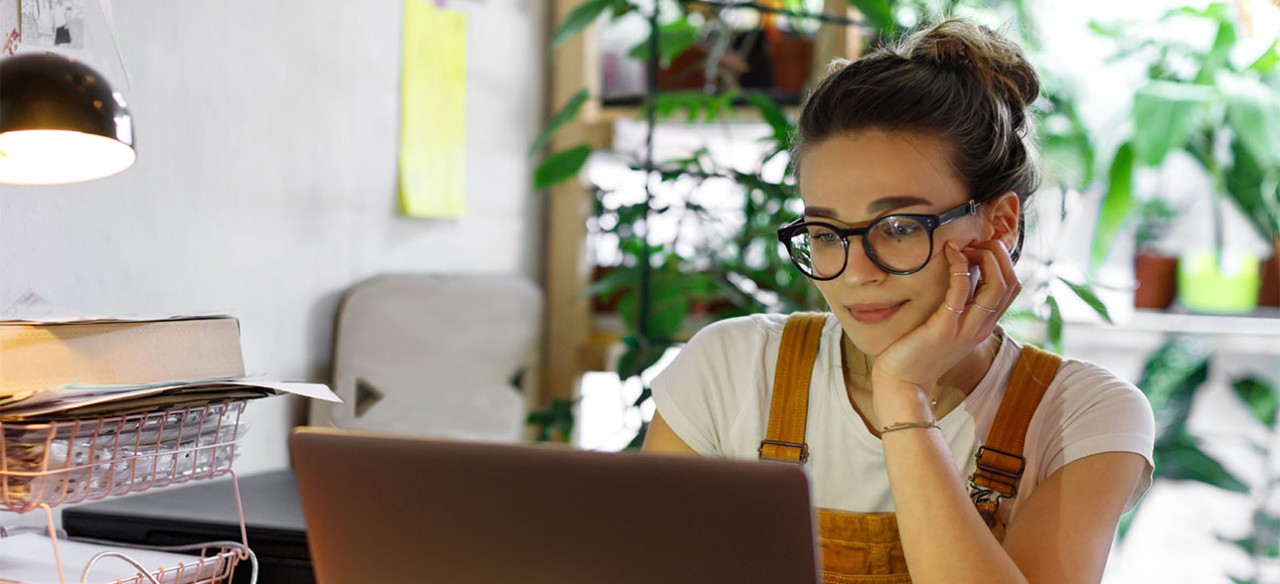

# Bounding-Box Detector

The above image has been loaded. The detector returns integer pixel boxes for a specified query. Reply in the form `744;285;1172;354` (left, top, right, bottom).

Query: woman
642;20;1155;584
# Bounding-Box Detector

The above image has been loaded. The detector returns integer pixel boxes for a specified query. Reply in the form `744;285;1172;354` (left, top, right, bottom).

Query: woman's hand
869;238;1021;419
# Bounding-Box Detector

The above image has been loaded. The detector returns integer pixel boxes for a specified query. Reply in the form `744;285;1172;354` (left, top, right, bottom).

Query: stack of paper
0;313;338;420
0;378;336;421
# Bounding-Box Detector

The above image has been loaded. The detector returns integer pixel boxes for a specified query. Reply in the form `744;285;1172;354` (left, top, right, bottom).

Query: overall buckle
972;445;1025;498
758;440;809;464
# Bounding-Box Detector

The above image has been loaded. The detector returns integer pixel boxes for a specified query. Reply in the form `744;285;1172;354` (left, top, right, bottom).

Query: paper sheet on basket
0;379;339;420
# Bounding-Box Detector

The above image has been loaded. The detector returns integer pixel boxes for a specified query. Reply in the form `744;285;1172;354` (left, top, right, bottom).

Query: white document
0;379;340;419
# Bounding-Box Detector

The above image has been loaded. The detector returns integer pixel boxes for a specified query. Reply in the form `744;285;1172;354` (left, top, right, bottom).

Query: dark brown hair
791;20;1042;259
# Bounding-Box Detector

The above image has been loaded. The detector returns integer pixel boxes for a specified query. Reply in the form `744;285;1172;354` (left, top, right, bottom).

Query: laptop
288;427;820;584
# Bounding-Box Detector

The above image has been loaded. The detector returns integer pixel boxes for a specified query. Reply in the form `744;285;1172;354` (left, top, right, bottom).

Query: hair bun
905;20;1041;111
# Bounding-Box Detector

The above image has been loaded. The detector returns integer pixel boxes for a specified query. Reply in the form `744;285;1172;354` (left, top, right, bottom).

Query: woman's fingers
942;242;974;320
962;240;1019;318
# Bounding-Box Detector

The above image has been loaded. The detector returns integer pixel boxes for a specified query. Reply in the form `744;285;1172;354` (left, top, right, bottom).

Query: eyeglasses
776;200;979;279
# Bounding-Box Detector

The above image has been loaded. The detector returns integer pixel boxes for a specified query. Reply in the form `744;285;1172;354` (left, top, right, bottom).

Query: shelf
1066;308;1280;356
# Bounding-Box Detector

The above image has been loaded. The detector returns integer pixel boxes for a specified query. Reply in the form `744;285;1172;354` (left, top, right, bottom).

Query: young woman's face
796;130;989;356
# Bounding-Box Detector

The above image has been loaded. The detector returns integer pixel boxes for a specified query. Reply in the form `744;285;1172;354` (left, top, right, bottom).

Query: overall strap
758;312;828;464
970;343;1062;532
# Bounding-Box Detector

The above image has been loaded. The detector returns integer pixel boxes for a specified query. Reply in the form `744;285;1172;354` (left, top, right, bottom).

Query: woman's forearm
881;426;1028;584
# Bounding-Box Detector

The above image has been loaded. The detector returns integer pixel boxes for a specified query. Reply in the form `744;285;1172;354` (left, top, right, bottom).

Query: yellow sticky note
399;0;467;218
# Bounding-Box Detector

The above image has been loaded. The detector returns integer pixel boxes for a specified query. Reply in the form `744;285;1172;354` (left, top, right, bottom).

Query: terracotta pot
655;44;710;91
1260;236;1280;307
766;34;814;93
1134;252;1178;310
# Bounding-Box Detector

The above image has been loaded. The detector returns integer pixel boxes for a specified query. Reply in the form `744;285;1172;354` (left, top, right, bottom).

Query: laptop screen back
289;427;820;584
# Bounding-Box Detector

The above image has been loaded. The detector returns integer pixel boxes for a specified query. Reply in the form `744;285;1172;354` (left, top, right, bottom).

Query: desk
61;470;312;584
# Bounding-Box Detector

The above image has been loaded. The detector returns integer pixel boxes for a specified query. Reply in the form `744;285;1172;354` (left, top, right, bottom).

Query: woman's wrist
871;379;935;425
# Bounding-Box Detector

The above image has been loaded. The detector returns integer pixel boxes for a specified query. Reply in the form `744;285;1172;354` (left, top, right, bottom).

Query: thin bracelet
880;420;940;434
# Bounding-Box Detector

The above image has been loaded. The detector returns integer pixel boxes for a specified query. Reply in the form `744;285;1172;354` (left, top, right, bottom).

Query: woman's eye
810;230;842;245
881;219;922;238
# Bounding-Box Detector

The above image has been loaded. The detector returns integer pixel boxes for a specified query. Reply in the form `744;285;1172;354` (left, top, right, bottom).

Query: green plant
1121;334;1280;583
1134;197;1179;254
1089;3;1280;272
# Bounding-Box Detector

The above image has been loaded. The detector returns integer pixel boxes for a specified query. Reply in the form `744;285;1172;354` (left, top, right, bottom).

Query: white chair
309;274;542;443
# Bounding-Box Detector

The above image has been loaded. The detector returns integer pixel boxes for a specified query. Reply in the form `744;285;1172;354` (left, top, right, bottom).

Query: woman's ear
984;192;1020;249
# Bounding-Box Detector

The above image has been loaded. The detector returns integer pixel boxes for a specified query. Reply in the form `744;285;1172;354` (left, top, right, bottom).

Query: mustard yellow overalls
758;313;1061;583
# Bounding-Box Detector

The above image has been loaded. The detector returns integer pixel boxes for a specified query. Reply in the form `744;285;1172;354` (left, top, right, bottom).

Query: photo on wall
0;0;19;55
19;0;84;49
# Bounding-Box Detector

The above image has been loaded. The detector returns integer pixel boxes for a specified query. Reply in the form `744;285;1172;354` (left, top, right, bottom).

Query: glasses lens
785;225;846;279
867;216;932;272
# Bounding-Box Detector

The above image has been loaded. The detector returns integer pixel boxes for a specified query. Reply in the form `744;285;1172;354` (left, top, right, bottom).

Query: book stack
0;315;266;420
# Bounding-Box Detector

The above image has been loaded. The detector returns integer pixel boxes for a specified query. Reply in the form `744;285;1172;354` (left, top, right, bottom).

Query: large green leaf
844;0;895;36
1044;295;1062;354
534;144;592;190
1233;376;1279;429
627;17;699;65
1193;12;1237;85
1225;137;1280;240
1131;80;1214;168
615;337;671;380
1138;336;1211;441
1222;74;1280;169
1056;276;1114;324
1157;432;1249;493
1247;37;1280;75
1090;142;1134;273
529;89;589;158
551;0;618;51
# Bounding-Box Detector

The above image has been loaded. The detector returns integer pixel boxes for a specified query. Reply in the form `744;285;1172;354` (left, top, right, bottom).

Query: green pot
1177;249;1261;314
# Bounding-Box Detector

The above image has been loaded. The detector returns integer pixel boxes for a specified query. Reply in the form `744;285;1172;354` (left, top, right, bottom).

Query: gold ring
943;303;964;314
950;271;971;277
972;303;998;313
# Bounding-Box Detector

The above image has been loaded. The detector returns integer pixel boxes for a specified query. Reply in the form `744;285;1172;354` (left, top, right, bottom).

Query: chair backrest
309;274;542;442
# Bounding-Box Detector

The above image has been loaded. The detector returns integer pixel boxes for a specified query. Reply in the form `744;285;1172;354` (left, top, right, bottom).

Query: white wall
0;0;546;476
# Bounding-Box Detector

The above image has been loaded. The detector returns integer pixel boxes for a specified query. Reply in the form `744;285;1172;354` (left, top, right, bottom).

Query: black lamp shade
0;52;137;185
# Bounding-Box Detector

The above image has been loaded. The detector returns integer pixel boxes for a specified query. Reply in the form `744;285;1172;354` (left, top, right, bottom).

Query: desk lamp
0;52;135;185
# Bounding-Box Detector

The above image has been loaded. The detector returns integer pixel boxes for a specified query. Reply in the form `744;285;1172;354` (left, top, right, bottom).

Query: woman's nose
841;239;885;285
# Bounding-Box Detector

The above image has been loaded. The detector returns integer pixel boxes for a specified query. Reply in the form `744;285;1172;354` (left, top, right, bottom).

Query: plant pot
1134;252;1178;310
655;44;710;91
765;34;814;94
1260;236;1280;308
1177;248;1261;314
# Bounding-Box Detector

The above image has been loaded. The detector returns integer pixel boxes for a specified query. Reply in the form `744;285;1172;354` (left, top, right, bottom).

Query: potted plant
1131;197;1180;309
1224;134;1280;307
1089;3;1278;314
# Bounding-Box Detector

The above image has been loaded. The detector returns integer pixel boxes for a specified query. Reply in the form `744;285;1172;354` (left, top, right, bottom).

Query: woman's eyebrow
866;195;933;214
804;196;934;219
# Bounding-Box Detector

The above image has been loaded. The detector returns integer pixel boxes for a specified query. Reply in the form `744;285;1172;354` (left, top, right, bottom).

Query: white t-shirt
651;313;1156;523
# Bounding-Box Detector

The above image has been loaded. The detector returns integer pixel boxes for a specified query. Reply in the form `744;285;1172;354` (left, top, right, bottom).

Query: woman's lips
846;301;906;324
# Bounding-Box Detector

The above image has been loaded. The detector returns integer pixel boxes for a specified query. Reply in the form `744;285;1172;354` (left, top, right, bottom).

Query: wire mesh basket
0;401;245;514
71;540;247;584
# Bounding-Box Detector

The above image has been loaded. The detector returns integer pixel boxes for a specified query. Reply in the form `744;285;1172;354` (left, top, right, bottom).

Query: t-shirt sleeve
1037;361;1157;512
649;317;762;458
